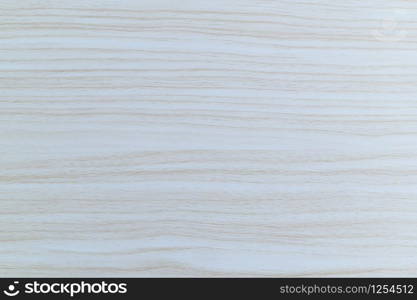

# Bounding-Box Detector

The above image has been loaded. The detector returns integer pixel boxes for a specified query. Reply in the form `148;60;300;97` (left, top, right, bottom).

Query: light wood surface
2;0;417;277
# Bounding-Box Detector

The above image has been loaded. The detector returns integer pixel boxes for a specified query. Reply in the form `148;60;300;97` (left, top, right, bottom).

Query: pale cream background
1;0;417;276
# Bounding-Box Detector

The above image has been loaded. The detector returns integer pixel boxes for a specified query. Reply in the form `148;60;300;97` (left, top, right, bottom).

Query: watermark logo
3;281;127;297
3;281;20;297
372;10;407;42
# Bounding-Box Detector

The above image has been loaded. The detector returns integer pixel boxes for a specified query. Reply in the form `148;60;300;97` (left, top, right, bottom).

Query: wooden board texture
2;0;417;277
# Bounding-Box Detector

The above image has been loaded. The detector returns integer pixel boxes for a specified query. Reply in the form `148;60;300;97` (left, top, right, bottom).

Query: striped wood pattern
1;0;417;276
